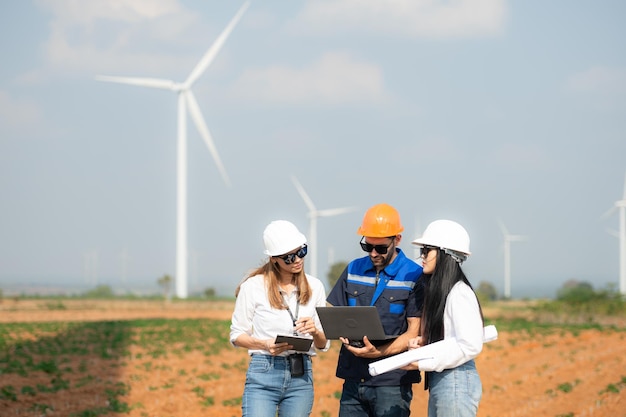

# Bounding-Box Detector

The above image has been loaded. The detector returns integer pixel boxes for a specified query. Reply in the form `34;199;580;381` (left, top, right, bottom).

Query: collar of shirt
364;248;407;279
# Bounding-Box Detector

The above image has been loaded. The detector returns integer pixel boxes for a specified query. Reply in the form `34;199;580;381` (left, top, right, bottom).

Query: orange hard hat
357;203;404;237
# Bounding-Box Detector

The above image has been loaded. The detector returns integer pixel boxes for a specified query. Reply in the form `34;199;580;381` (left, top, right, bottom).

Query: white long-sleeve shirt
418;281;484;372
230;274;329;356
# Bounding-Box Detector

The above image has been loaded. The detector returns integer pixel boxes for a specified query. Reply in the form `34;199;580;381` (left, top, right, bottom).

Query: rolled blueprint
368;325;498;376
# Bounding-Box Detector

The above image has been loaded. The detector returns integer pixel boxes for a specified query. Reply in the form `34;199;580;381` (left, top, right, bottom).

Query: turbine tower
96;2;250;299
498;219;527;299
291;175;357;279
602;171;626;295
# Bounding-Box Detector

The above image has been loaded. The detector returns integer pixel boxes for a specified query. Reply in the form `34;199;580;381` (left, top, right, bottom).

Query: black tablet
275;335;314;352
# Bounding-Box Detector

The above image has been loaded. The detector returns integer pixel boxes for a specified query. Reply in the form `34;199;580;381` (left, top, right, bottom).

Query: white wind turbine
291;175;357;279
96;2;250;299
602;171;626;296
498;219;528;299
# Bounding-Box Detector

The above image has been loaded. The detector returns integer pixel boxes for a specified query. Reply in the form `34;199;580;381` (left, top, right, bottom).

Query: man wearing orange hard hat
327;203;424;417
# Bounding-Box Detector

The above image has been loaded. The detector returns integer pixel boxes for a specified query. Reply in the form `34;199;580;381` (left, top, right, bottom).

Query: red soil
1;299;624;417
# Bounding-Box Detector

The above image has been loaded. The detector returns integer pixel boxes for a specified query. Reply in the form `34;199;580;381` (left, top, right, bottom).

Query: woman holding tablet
230;220;328;417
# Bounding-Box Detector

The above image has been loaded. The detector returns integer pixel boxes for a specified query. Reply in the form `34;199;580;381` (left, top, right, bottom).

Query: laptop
316;306;398;346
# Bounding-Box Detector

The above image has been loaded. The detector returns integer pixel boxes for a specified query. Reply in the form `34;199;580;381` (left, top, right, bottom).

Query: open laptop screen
316;306;398;342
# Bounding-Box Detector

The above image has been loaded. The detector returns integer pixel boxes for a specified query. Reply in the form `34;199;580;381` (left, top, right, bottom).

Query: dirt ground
1;299;625;417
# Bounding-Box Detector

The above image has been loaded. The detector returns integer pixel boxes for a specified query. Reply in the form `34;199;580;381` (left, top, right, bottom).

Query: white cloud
565;66;626;95
291;0;507;38
27;0;200;80
230;52;391;105
36;0;183;25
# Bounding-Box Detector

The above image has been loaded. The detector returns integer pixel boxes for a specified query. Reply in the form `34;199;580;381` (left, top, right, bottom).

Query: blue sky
1;0;625;298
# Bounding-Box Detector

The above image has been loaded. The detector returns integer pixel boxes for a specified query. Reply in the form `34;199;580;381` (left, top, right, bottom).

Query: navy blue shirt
327;248;424;386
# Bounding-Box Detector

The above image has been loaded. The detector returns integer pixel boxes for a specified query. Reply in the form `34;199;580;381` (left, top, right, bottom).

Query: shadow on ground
0;319;228;417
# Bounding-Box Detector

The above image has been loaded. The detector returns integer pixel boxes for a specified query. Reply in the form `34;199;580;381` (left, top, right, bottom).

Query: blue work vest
327;249;424;385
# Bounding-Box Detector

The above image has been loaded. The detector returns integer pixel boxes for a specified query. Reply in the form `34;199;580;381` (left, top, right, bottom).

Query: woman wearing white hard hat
230;220;329;417
407;219;485;417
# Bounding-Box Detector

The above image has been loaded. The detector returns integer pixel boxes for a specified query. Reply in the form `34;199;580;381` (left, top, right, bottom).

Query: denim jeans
242;354;314;417
427;359;482;417
339;380;413;417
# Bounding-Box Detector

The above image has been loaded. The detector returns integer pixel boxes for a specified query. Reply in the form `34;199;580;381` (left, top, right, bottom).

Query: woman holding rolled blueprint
407;219;484;417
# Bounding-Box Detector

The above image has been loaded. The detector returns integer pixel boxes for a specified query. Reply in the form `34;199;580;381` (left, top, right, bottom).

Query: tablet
275;335;314;352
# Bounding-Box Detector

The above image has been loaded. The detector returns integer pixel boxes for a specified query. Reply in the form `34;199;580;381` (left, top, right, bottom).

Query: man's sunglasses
359;237;395;255
275;245;308;264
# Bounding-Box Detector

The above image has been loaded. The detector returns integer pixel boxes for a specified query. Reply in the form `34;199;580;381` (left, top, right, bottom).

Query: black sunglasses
359;237;395;255
275;245;308;264
420;246;438;258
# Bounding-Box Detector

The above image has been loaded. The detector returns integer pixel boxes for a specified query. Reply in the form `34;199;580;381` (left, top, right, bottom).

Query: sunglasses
359;237;395;255
420;246;438;258
275;245;308;264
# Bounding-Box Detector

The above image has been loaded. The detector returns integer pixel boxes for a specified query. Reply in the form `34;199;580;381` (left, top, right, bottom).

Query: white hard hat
412;219;471;256
263;220;307;256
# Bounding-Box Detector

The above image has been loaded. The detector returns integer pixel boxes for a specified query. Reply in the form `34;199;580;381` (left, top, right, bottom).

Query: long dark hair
421;249;483;345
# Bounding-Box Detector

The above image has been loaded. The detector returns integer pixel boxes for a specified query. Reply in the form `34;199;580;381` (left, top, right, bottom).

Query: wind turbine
291;175;357;279
602;171;626;296
96;3;249;299
497;219;528;299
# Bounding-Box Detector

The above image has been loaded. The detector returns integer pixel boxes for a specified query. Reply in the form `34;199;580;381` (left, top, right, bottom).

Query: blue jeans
339;380;413;417
427;359;482;417
242;354;314;417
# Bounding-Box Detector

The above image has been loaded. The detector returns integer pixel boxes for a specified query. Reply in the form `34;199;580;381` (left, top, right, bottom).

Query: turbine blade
601;206;617;220
184;1;250;88
317;207;358;217
622;170;626;200
496;218;509;236
185;91;231;186
95;75;176;90
606;228;620;238
291;175;316;212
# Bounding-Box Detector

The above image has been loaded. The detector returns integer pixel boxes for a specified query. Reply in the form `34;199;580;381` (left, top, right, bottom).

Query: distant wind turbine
498;219;528;299
83;250;98;287
602;171;626;296
96;2;250;299
291;175;357;279
119;248;130;288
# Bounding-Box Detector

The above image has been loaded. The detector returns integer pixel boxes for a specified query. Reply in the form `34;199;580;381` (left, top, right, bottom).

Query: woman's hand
264;339;291;356
401;362;420;371
408;336;423;350
401;336;423;370
296;316;328;350
294;317;318;336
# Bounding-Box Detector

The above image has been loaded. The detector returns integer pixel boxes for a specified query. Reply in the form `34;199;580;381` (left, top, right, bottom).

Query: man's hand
339;336;382;358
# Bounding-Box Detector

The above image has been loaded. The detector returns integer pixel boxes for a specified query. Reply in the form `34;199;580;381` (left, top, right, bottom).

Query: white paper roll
368;325;498;376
